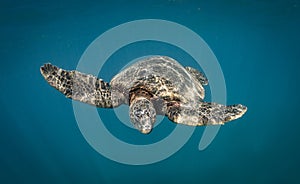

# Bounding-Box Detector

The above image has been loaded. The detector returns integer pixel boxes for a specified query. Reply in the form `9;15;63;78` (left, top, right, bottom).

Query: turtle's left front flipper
166;102;247;126
40;63;122;108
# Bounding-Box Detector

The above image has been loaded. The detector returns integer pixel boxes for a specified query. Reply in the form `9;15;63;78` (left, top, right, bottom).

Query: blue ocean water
1;0;299;183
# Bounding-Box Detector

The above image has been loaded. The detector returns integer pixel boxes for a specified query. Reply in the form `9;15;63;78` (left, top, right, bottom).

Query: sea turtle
40;56;247;134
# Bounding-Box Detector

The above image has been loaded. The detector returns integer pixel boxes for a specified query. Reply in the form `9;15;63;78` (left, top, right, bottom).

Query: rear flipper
185;66;208;86
166;102;247;126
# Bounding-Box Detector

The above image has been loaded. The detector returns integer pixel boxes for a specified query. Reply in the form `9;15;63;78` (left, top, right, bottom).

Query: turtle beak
140;123;153;134
141;129;151;134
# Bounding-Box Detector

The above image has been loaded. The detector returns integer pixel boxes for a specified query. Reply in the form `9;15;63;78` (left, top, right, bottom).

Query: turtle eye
134;109;143;118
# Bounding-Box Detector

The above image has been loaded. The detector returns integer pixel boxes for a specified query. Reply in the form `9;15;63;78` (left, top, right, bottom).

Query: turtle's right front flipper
40;63;123;108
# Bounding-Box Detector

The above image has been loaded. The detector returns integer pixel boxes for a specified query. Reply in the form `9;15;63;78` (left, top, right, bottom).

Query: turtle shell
110;56;205;105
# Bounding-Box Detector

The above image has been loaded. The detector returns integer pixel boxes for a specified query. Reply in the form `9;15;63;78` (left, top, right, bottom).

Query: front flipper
166;102;247;126
185;66;208;86
40;63;123;108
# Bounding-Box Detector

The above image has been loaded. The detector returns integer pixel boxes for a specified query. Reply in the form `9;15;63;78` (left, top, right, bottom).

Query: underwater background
1;0;300;183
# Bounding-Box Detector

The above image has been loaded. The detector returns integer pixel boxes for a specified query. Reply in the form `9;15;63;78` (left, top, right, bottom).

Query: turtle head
129;97;156;134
